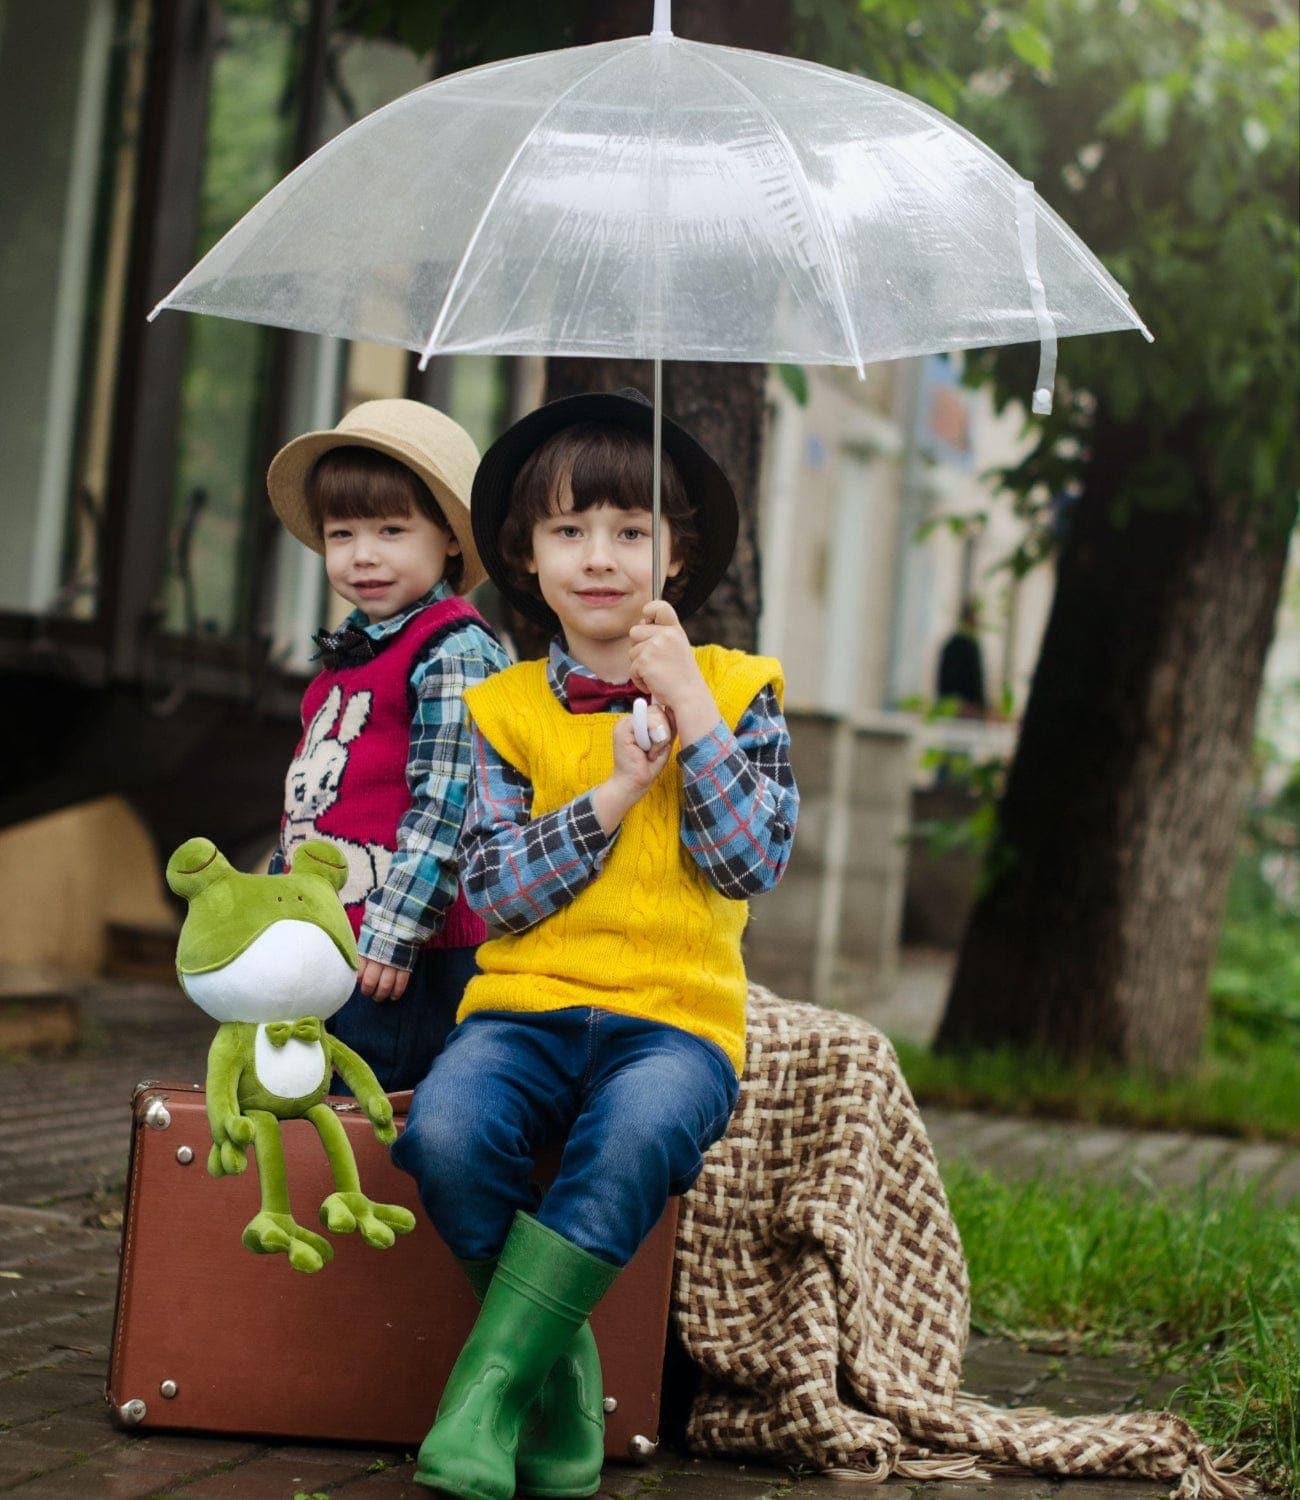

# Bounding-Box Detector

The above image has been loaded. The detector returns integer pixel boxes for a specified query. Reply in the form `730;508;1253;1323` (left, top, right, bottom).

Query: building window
264;25;449;672
160;0;312;642
0;0;149;621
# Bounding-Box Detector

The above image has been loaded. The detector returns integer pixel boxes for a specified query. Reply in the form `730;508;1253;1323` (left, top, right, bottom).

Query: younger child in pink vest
267;399;508;1089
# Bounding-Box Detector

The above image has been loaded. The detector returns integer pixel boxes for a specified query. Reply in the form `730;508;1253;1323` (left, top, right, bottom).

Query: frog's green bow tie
265;1017;324;1047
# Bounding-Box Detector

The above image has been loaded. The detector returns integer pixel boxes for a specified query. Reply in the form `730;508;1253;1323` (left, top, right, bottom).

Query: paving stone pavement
922;1109;1300;1203
0;979;1286;1497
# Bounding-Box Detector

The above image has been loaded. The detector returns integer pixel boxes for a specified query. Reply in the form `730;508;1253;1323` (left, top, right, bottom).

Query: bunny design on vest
280;599;488;950
283;684;391;911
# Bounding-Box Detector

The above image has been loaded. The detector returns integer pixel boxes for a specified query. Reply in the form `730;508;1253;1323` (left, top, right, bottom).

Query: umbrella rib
418;43;637;369
152;50;547;322
689;48;866;378
734;47;1149;335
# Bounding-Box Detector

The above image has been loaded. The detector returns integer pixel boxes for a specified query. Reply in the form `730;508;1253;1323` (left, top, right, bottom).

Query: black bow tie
312;621;377;670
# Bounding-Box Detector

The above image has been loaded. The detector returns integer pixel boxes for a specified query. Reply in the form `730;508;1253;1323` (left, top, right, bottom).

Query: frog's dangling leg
308;1103;416;1249
240;1109;334;1273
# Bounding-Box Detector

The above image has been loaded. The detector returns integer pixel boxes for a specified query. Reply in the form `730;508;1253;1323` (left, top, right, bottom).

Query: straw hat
267;398;486;594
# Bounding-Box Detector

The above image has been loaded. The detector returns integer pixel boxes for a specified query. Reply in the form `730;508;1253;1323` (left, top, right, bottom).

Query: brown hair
498;422;699;606
306;446;463;590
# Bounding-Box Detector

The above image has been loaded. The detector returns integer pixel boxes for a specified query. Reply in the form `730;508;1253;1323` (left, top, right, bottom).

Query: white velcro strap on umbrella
1014;178;1057;416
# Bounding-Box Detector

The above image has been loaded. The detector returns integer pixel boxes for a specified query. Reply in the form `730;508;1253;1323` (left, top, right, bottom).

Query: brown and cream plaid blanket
672;990;1246;1497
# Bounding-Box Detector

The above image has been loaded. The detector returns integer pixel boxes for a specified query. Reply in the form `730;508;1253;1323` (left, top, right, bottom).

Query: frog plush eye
291;839;348;893
166;837;234;901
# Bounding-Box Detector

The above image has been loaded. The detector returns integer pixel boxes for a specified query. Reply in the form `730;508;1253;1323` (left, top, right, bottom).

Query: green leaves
1242;116;1270;153
1140;81;1173;146
776;363;810;406
1006;23;1053;73
964;0;1299;536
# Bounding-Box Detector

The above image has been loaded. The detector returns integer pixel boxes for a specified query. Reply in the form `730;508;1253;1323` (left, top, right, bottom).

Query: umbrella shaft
652;356;663;601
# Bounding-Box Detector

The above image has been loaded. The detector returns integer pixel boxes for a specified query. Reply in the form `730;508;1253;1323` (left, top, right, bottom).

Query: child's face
527;489;682;647
322;509;459;622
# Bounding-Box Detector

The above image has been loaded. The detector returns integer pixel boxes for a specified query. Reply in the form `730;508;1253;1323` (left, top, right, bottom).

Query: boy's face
528;490;682;648
322;509;459;622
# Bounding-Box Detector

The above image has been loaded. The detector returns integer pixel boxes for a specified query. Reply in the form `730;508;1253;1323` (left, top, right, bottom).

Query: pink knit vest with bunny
283;597;488;950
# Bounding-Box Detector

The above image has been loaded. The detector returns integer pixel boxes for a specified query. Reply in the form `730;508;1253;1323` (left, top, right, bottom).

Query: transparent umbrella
153;0;1150;665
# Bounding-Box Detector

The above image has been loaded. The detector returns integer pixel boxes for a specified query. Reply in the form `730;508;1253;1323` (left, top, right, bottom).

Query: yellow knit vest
458;646;784;1076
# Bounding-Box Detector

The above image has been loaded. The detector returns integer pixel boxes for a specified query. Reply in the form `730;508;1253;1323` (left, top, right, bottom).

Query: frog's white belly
253;1025;327;1099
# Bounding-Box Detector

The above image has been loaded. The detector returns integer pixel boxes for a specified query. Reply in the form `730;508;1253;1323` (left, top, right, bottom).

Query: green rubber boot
416;1214;619;1499
458;1259;607;1499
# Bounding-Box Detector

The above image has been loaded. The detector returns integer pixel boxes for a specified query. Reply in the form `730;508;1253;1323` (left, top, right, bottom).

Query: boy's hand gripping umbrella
152;0;1150;738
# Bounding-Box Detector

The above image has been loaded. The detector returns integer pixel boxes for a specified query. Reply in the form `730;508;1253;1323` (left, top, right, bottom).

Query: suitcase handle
326;1089;414;1114
139;1082;416;1116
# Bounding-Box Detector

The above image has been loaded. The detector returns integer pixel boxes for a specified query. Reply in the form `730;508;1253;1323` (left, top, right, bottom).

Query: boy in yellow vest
392;389;799;1498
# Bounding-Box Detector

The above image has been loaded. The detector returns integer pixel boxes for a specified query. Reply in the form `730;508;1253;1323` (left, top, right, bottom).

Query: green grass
893;1032;1300;1142
895;836;1300;1141
945;1163;1299;1496
1211;846;1300;1039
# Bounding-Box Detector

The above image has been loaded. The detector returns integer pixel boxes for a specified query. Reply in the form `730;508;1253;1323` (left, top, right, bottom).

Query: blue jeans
327;945;479;1094
391;1008;739;1266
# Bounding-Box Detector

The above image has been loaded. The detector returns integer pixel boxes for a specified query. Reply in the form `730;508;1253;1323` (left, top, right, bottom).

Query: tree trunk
936;418;1295;1075
498;0;791;658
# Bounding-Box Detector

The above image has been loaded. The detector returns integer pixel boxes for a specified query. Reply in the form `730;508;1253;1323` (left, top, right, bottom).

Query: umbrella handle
632;697;652;752
632;696;670;752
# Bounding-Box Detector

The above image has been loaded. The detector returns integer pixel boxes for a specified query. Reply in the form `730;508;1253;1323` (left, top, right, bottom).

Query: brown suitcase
107;1081;674;1462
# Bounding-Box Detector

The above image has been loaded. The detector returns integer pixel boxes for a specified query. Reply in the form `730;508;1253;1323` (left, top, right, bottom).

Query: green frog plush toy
167;836;416;1273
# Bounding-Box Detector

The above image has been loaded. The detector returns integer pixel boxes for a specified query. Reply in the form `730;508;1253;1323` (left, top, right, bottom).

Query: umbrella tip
651;0;672;37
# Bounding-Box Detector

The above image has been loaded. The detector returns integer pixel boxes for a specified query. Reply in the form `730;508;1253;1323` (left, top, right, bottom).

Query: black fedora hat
470;388;739;630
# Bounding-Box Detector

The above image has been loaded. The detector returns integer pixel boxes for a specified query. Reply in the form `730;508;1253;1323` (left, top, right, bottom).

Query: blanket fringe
1172;1448;1253;1500
953;1391;1060;1422
821;1447;1250;1497
822;1456;990;1483
892;1456;991;1481
820;1454;890;1483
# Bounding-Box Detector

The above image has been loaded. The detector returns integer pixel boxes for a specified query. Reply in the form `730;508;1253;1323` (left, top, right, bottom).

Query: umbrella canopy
152;3;1149;407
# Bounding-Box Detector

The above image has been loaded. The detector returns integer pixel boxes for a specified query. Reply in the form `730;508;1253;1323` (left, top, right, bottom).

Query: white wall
756;359;1050;737
1259;533;1300;788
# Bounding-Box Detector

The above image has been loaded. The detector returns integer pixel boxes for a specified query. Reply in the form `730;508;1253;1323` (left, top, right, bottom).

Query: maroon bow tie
566;673;639;715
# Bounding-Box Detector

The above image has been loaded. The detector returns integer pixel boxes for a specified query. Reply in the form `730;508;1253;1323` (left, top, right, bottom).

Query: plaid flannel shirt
459;638;799;932
271;582;510;969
